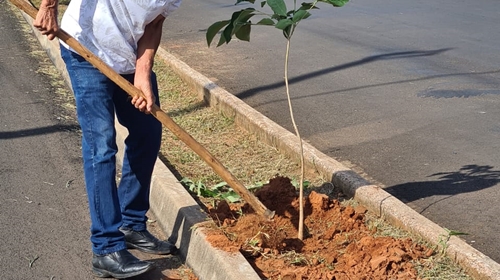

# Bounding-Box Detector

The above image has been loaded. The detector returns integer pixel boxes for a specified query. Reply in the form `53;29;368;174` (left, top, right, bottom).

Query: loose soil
20;1;470;279
204;176;433;280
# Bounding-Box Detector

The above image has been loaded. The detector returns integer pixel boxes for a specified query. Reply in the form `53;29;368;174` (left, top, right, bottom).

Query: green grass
153;59;323;188
16;1;473;278
153;59;472;280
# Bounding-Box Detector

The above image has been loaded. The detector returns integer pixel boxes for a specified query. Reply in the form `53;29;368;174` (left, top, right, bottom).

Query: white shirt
61;0;181;74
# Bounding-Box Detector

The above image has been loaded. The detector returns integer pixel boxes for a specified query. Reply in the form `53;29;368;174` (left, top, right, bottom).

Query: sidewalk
17;5;500;280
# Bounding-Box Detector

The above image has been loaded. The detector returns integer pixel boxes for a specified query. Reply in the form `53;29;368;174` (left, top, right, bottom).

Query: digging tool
11;0;275;220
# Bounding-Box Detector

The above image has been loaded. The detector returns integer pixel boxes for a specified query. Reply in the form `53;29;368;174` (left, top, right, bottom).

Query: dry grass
15;1;472;278
152;60;471;280
154;59;324;188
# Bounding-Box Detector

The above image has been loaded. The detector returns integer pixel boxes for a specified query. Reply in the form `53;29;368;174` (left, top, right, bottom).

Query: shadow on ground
384;164;500;213
0;124;80;139
236;48;452;100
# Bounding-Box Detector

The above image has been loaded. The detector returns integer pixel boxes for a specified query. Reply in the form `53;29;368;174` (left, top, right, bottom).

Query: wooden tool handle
11;0;274;219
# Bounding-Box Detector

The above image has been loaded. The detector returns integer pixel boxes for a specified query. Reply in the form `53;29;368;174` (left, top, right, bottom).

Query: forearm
131;15;165;113
135;15;165;78
40;0;59;9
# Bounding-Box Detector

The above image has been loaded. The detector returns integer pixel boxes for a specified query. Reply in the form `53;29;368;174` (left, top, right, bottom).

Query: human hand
34;0;59;40
132;73;156;114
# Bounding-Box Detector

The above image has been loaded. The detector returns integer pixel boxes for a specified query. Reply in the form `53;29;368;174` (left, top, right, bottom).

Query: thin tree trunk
284;38;305;240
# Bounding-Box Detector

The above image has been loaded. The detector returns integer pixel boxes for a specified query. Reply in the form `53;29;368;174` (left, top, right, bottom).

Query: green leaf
261;1;267;8
233;8;255;35
319;0;349;7
256;18;275;25
275;18;294;30
221;191;241;203
196;181;205;196
283;25;293;39
291;179;311;188
180;177;193;185
267;0;287;16
213;181;228;189
200;188;218;198
216;33;227;47
299;2;320;10
235;23;252;42
235;8;256;24
224;9;253;44
211;8;256;46
221;23;234;45
247;181;266;190
303;180;311;188
206;20;230;47
292;10;311;23
271;13;284;20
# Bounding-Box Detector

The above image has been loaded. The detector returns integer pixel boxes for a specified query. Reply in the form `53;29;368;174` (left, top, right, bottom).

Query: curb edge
156;47;500;280
18;4;500;278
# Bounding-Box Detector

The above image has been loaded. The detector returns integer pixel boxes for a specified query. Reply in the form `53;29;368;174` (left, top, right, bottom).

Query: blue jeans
61;46;162;254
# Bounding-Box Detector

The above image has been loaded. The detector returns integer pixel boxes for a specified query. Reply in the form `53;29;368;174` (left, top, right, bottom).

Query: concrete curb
19;10;260;280
114;123;261;280
155;48;500;280
19;5;500;278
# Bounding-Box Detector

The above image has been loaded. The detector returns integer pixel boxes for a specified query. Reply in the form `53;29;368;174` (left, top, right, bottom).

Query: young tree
206;0;349;240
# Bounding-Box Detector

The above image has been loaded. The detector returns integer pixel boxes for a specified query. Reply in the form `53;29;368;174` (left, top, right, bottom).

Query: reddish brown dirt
205;176;433;280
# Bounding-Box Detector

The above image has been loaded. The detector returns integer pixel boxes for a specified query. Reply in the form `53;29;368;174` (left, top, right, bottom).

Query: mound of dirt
205;176;433;279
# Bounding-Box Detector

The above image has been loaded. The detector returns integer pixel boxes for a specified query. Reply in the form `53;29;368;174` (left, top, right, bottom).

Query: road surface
0;2;93;278
1;3;185;278
160;0;500;262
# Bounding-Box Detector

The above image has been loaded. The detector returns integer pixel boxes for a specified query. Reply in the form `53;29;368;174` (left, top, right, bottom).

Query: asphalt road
1;2;197;279
160;0;500;262
0;2;94;279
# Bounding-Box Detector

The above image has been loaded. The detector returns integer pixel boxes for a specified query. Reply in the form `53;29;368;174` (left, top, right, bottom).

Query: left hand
33;0;59;40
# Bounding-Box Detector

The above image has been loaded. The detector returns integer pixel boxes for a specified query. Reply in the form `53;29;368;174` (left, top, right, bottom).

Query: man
34;0;182;278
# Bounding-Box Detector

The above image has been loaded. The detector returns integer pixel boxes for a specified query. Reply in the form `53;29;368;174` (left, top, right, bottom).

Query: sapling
206;0;348;240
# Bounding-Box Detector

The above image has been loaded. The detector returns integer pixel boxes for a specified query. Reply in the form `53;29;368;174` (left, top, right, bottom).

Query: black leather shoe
120;228;177;255
92;249;153;279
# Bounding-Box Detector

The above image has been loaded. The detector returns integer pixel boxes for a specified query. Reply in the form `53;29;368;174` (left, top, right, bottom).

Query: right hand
132;71;156;115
